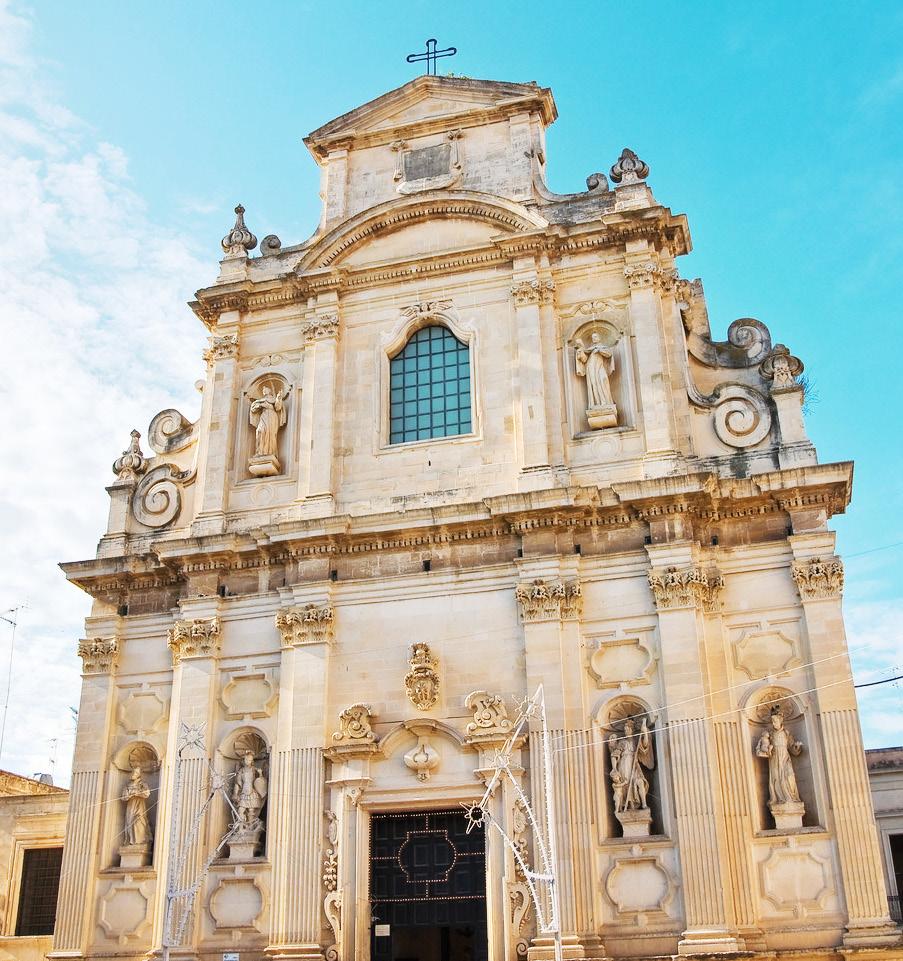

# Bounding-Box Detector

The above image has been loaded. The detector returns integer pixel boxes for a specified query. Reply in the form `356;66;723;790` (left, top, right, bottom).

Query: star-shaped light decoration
461;800;488;834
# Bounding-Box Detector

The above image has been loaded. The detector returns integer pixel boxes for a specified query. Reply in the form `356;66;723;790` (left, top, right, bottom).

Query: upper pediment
305;76;556;160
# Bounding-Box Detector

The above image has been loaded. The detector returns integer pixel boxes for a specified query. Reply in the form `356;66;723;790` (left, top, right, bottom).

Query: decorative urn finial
610;148;649;185
113;429;148;483
221;204;258;256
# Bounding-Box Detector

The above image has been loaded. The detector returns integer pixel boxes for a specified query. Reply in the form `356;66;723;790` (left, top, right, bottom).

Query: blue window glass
389;325;472;444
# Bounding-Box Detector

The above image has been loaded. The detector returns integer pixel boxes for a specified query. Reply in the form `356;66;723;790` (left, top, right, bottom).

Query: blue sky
0;1;900;781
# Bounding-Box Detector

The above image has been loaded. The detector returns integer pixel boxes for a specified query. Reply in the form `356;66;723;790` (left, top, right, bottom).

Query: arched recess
216;727;271;859
108;741;161;868
294;191;549;272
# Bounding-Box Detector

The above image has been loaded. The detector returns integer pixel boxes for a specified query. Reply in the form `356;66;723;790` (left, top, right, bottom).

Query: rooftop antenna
0;606;26;766
406;38;457;76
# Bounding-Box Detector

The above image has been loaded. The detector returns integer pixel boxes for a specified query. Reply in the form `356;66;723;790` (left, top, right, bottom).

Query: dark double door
370;809;487;961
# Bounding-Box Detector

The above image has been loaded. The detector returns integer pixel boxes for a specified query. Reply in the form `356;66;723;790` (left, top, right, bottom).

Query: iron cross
406;38;457;76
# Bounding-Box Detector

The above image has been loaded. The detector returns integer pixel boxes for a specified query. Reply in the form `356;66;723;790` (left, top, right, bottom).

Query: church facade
50;76;900;961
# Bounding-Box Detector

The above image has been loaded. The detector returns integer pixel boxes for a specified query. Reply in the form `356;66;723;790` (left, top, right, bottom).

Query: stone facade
50;75;900;961
868;747;903;918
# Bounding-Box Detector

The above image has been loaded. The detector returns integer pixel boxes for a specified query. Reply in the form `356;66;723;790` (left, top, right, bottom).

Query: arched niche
743;686;819;831
238;372;293;482
216;727;270;860
562;303;635;438
594;695;664;839
109;741;161;869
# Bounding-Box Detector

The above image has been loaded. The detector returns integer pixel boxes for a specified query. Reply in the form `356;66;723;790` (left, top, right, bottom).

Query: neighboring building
868;747;903;921
0;771;67;961
49;75;900;961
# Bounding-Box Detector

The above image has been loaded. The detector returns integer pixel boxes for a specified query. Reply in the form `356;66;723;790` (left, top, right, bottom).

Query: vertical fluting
53;769;100;949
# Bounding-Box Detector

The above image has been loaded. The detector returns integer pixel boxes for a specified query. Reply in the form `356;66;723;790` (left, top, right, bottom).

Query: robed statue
122;764;152;846
756;708;804;806
575;332;618;428
249;385;288;459
608;717;654;812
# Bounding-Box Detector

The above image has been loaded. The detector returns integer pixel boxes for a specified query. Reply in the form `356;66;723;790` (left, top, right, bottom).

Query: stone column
267;593;335;960
50;627;120;958
299;302;340;514
789;538;898;946
510;269;552;476
646;546;742;954
622;251;679;465
149;604;222;953
515;560;604;960
193;321;241;535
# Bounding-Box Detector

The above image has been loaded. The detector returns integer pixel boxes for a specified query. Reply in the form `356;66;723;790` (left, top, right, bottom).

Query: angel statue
575;332;618;428
122;764;152;847
232;751;268;832
249;384;289;459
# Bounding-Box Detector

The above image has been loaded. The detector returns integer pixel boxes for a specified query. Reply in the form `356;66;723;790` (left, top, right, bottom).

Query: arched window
389;325;471;444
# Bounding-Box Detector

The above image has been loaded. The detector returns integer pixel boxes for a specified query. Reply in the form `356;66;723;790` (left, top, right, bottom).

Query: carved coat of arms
404;643;439;711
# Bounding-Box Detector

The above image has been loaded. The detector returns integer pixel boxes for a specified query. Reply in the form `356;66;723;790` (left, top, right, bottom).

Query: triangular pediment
305;76;556;159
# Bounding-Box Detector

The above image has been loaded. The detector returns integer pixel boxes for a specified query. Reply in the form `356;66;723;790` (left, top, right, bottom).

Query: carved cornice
78;637;119;674
275;604;335;646
301;314;340;343
203;333;239;365
792;557;843;600
515;578;582;622
510;279;555;306
168;616;220;663
648;566;724;612
189;289;251;330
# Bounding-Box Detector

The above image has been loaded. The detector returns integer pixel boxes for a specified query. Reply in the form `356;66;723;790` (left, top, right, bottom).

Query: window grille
16;846;63;936
389;325;471;444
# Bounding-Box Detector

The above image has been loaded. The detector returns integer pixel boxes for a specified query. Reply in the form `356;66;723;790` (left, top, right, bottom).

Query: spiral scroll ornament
132;464;185;528
148;409;195;454
712;385;771;448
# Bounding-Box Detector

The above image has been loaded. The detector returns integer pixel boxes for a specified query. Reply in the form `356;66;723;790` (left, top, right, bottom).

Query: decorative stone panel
758;839;833;917
208;876;263;930
605;849;675;918
119;689;168;735
221;672;276;719
588;636;657;689
98;879;152;944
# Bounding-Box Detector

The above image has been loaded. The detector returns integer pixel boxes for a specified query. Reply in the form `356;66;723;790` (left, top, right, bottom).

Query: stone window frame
378;306;482;453
6;839;64;937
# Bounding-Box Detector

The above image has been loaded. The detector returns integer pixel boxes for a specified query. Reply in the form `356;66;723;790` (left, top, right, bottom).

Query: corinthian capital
648;566;724;612
515;578;582;622
623;263;662;290
77;637;119;674
275;604;335;646
203;333;239;365
510;279;555;306
791;557;844;600
301;314;340;343
168;616;220;664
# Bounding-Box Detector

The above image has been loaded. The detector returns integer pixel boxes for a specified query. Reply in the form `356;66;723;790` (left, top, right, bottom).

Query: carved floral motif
275;605;335;646
302;314;340;342
404;643;439;711
203;333;239;365
113;430;148;483
401;299;453;320
647;567;724;611
465;691;512;738
510;279;555;306
78;637;119;673
515;579;582;622
168;617;220;663
331;704;376;744
791;557;844;600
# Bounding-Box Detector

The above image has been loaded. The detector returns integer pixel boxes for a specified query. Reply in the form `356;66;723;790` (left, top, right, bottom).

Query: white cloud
0;0;209;784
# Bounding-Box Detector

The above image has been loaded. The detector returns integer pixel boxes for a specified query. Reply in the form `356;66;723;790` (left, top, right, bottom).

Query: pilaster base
677;929;745;955
527;933;607;960
265;944;326;961
842;919;902;948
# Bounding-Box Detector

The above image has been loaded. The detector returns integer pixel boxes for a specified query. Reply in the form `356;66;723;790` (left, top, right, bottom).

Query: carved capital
168;617;220;663
792;557;844;600
515;579;582;622
78;637;119;674
112;429;148;483
647;566;724;612
404;643;439;710
275;604;335;646
623;263;662;290
510;279;555;306
203;333;239;365
302;314;340;342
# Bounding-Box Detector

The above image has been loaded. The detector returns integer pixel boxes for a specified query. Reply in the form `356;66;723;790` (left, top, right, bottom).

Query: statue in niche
228;751;268;859
248;381;289;477
756;706;805;828
607;716;655;837
119;763;153;867
575;331;618;429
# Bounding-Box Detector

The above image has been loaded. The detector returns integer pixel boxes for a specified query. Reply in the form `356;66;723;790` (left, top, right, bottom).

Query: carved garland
515;579;582;622
323;809;341;961
791;557;844;600
647;567;724;612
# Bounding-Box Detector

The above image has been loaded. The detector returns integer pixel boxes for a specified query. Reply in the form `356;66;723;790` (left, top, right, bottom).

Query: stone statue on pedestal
608;717;655;836
756;707;805;829
228;751;268;860
119;764;152;868
248;384;289;476
576;332;618;429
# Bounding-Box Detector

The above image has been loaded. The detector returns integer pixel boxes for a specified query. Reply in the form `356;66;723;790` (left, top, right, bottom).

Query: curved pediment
296;192;548;272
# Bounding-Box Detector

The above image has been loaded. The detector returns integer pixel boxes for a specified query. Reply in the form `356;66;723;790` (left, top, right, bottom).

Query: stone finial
221;204;258;256
761;344;804;391
610;148;649;185
586;172;610;192
113;430;148;483
260;234;282;255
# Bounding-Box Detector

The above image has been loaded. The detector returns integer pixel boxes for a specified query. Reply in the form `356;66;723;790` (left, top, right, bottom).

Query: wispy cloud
0;0;209;784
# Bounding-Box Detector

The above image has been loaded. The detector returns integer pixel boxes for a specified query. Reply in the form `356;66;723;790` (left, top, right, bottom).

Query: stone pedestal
249;453;281;477
586;403;618;430
615;807;652;838
228;824;263;861
119;841;151;869
769;800;804;830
